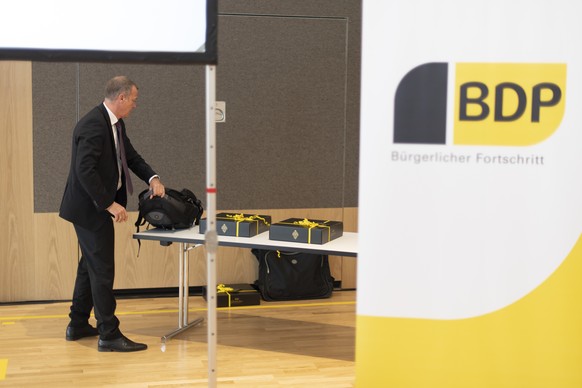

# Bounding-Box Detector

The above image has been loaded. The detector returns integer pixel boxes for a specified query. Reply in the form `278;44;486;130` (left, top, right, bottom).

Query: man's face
118;86;138;118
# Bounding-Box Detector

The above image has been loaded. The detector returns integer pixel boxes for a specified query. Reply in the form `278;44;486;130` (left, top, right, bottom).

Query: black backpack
251;249;334;301
135;188;203;230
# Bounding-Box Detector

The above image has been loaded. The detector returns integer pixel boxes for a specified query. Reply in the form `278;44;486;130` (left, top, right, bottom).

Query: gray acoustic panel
32;2;361;213
76;64;207;211
219;0;361;208
219;0;362;209
32;62;79;213
215;14;348;209
221;0;358;18
33;63;207;212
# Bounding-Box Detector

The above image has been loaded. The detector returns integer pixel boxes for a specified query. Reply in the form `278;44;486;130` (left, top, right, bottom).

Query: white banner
357;0;582;386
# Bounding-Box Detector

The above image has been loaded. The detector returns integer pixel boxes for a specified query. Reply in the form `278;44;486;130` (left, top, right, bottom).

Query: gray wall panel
32;63;78;213
221;0;358;18
216;15;347;209
33;64;207;212
32;0;361;213
77;64;207;211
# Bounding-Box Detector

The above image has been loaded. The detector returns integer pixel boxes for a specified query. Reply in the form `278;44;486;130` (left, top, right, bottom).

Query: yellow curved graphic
356;234;582;387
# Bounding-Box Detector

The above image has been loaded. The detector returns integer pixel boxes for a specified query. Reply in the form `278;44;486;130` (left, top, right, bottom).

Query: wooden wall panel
113;217;181;289
33;214;78;300
0;61;36;301
340;207;358;289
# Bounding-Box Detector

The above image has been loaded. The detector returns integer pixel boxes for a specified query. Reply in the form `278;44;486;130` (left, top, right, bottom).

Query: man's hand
107;202;128;223
149;177;165;198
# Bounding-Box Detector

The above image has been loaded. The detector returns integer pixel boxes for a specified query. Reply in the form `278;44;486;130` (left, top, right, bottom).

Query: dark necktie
115;121;133;195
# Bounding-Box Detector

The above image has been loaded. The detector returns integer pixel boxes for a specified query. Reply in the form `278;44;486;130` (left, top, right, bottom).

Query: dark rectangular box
269;218;343;244
199;213;271;237
202;283;261;307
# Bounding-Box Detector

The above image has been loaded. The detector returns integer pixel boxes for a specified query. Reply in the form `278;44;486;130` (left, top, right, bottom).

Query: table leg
161;242;204;345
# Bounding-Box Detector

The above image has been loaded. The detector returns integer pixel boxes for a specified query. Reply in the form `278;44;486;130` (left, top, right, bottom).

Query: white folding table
133;225;358;344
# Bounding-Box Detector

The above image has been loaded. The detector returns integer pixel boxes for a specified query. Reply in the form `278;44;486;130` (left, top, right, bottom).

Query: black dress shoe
66;325;99;341
98;335;148;352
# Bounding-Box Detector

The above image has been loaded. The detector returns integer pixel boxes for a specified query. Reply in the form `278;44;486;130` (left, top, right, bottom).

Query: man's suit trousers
70;219;121;340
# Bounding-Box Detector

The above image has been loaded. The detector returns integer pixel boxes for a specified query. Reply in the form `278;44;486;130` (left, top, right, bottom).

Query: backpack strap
134;203;150;257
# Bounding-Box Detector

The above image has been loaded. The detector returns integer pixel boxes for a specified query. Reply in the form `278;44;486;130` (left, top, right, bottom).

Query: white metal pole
205;64;218;388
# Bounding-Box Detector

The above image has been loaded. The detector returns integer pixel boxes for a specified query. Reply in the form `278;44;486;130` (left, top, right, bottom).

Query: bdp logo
394;62;567;146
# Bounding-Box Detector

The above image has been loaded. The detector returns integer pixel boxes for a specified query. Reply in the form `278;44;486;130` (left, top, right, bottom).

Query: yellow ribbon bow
224;213;270;236
217;284;234;293
290;218;331;243
217;283;235;307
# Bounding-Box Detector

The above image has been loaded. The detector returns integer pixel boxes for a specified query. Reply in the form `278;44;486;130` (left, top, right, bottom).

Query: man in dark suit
60;76;165;352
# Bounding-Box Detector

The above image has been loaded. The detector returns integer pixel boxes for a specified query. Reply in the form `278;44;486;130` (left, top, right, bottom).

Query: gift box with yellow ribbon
202;283;261;307
269;218;343;244
199;213;271;237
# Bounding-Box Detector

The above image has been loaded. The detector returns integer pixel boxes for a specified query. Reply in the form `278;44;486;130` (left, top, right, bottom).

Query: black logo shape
394;62;448;144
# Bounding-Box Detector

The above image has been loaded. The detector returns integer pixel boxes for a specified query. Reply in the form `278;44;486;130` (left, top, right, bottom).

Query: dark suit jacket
59;103;156;231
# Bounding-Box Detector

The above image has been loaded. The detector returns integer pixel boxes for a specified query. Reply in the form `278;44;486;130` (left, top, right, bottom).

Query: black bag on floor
135;188;203;230
251;249;334;301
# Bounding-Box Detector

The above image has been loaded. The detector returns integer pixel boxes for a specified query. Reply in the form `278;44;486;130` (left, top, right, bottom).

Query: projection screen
0;0;217;64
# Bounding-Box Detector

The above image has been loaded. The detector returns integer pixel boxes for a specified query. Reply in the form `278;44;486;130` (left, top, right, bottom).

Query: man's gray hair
105;76;138;100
